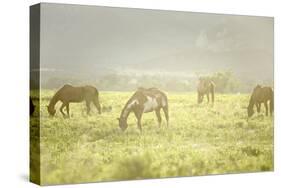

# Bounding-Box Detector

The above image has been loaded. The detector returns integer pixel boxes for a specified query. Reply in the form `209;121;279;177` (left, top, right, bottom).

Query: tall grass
31;91;273;185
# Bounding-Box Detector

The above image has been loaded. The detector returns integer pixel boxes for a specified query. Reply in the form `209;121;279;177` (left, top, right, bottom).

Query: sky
39;3;273;81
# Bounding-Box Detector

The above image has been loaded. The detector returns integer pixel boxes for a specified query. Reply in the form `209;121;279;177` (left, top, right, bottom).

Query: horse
197;77;215;104
247;85;274;117
30;97;35;116
117;87;169;131
47;84;101;118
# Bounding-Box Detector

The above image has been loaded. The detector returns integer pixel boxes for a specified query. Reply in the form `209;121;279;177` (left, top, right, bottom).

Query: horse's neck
248;95;255;108
121;105;132;120
49;93;59;109
121;99;135;119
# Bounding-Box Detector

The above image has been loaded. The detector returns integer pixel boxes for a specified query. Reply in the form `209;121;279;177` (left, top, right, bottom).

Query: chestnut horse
118;88;169;131
47;84;101;118
247;85;273;117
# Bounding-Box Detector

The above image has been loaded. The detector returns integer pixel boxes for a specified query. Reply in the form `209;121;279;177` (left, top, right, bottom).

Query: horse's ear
116;118;120;121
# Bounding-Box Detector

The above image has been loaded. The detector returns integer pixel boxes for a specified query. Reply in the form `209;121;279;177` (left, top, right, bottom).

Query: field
30;90;273;185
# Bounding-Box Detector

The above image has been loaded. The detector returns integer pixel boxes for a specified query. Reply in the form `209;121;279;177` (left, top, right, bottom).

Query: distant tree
203;71;240;93
165;79;191;92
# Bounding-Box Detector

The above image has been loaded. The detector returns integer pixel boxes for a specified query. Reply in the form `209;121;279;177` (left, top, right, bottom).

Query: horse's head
247;106;254;117
253;84;262;93
117;117;128;131
47;105;56;116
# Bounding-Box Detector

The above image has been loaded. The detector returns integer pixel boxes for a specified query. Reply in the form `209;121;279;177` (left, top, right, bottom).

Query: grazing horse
30;97;35;116
47;84;101;117
118;87;169;131
197;78;215;104
247;85;274;117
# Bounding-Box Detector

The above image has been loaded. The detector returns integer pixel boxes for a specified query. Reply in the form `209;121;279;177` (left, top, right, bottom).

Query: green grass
31;91;273;185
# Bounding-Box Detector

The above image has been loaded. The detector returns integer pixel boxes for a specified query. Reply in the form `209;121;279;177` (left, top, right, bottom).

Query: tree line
40;71;272;93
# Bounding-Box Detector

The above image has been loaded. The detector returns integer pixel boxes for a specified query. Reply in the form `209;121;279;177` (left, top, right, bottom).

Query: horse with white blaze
118;87;169;131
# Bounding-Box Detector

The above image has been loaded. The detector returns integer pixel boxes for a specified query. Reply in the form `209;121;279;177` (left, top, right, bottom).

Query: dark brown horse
247;85;274;117
197;78;215;104
118;87;169;131
47;84;101;117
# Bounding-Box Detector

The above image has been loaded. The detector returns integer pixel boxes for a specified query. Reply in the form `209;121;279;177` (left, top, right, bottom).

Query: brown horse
118;87;169;131
47;84;101;117
197;77;215;104
247;85;274;117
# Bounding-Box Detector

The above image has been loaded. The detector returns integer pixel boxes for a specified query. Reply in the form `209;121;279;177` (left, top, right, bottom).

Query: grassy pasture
30;90;273;185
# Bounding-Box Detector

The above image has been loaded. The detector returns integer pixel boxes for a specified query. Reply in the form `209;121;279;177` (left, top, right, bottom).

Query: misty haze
30;3;274;92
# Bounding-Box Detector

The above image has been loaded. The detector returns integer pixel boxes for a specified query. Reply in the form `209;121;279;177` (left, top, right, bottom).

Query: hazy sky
40;3;273;79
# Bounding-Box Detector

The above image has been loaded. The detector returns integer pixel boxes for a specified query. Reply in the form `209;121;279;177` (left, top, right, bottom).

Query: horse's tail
210;82;215;103
93;87;101;114
95;87;99;97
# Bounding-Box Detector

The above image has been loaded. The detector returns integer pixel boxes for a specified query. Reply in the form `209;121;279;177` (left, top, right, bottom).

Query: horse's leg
66;103;70;118
264;102;268;116
200;95;203;104
134;110;143;132
197;93;202;104
86;101;91;115
201;94;205;103
155;109;162;127
93;98;101;114
256;103;261;113
60;103;66;117
206;92;210;103
138;117;142;132
210;85;215;104
137;114;142;132
162;106;169;127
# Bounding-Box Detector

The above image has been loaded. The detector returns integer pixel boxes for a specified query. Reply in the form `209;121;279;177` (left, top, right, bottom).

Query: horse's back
263;87;273;99
60;84;98;93
252;86;273;102
136;87;168;107
137;87;166;97
56;84;99;102
83;85;99;95
263;86;273;93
